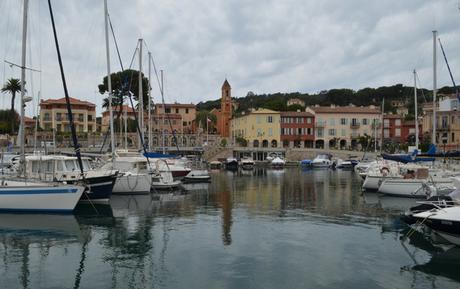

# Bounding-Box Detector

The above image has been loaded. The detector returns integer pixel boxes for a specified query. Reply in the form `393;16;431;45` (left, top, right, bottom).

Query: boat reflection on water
0;213;83;289
400;228;460;284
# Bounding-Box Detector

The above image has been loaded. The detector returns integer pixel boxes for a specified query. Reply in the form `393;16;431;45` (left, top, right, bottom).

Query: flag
207;117;212;123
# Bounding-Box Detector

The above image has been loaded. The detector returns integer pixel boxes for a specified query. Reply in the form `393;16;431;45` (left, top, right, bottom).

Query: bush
220;138;227;147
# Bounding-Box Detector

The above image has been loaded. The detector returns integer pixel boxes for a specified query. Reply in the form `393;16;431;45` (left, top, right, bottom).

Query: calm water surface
1;169;460;289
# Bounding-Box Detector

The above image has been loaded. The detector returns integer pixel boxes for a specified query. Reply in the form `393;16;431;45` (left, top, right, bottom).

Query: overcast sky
1;0;460;117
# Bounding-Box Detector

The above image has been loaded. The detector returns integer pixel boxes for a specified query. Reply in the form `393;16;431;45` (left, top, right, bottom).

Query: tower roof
222;79;231;89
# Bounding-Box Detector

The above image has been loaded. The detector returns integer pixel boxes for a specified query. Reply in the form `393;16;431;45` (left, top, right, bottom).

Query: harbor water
1;168;459;289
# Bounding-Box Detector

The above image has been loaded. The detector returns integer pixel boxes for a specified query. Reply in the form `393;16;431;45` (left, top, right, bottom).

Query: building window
329;118;335;126
351;118;359;126
340;118;347;125
57;124;62;132
165;108;171;113
384;119;390;128
298;128;302;135
362;118;368;125
316;128;323;138
88;125;93;131
395;119;401;126
328;129;335;136
307;117;312;124
183;121;187;126
56;113;62;121
267;116;273;123
88;115;93;121
384;128;389;138
44;113;50;121
395;128;401;137
186;108;189;114
307;128;311;135
268;128;273;136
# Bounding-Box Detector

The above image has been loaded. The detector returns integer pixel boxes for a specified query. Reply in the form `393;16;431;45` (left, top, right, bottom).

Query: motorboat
183;170;211;183
225;157;239;170
154;157;191;179
271;157;285;169
241;158;255;170
300;159;312;168
311;154;332;168
362;161;407;191
378;167;456;198
209;161;222;170
0;179;85;212
21;155;118;203
151;171;181;190
412;205;460;246
335;159;358;169
102;156;153;194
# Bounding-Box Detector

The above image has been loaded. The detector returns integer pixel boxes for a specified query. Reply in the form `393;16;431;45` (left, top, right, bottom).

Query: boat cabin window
40;160;53;173
82;159;91;170
65;160;77;171
56;160;64;172
31;161;40;173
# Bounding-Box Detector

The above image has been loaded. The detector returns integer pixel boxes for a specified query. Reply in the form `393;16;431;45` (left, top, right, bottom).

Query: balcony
350;122;360;129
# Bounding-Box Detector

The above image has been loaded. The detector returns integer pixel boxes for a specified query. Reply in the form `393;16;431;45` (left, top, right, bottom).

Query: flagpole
206;117;209;144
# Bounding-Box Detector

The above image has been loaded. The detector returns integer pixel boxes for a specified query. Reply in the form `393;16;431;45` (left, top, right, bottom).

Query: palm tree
1;78;24;132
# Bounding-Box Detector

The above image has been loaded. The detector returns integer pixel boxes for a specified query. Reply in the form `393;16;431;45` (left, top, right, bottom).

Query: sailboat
0;0;85;212
101;3;152;194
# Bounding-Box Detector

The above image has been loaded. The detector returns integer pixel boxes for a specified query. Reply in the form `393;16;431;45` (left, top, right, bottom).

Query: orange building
212;79;233;138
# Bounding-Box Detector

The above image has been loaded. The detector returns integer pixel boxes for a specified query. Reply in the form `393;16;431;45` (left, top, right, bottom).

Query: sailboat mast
413;69;419;149
161;70;165;154
380;98;384;153
432;30;437;145
104;0;115;160
19;0;29;175
138;38;144;150
148;52;152;151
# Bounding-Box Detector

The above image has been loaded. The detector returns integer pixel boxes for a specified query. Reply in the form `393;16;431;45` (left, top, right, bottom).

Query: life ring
380;167;390;175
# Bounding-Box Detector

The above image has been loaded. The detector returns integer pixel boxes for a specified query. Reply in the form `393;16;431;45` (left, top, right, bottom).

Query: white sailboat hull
112;173;152;194
378;178;453;198
0;180;85;212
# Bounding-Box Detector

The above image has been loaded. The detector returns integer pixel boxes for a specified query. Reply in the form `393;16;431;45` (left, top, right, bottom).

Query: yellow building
39;97;96;133
231;108;280;148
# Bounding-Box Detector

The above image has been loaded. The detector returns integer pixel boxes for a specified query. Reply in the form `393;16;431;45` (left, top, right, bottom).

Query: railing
350;122;360;128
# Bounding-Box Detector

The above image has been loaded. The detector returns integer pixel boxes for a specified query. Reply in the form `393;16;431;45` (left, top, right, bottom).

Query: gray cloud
1;0;460;117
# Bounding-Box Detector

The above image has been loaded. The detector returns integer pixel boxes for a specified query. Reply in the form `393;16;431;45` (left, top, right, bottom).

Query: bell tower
218;79;232;137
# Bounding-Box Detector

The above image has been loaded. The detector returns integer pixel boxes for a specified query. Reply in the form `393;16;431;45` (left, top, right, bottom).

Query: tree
286;104;304;111
98;69;150;109
0;109;19;134
195;110;217;131
1;78;24;133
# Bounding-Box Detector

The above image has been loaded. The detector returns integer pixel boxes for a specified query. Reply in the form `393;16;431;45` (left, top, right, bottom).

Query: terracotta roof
309;106;380;114
41;97;95;107
280;111;314;117
250;108;279;114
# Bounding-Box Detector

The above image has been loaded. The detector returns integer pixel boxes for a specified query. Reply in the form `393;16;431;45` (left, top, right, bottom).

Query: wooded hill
197;84;458;119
